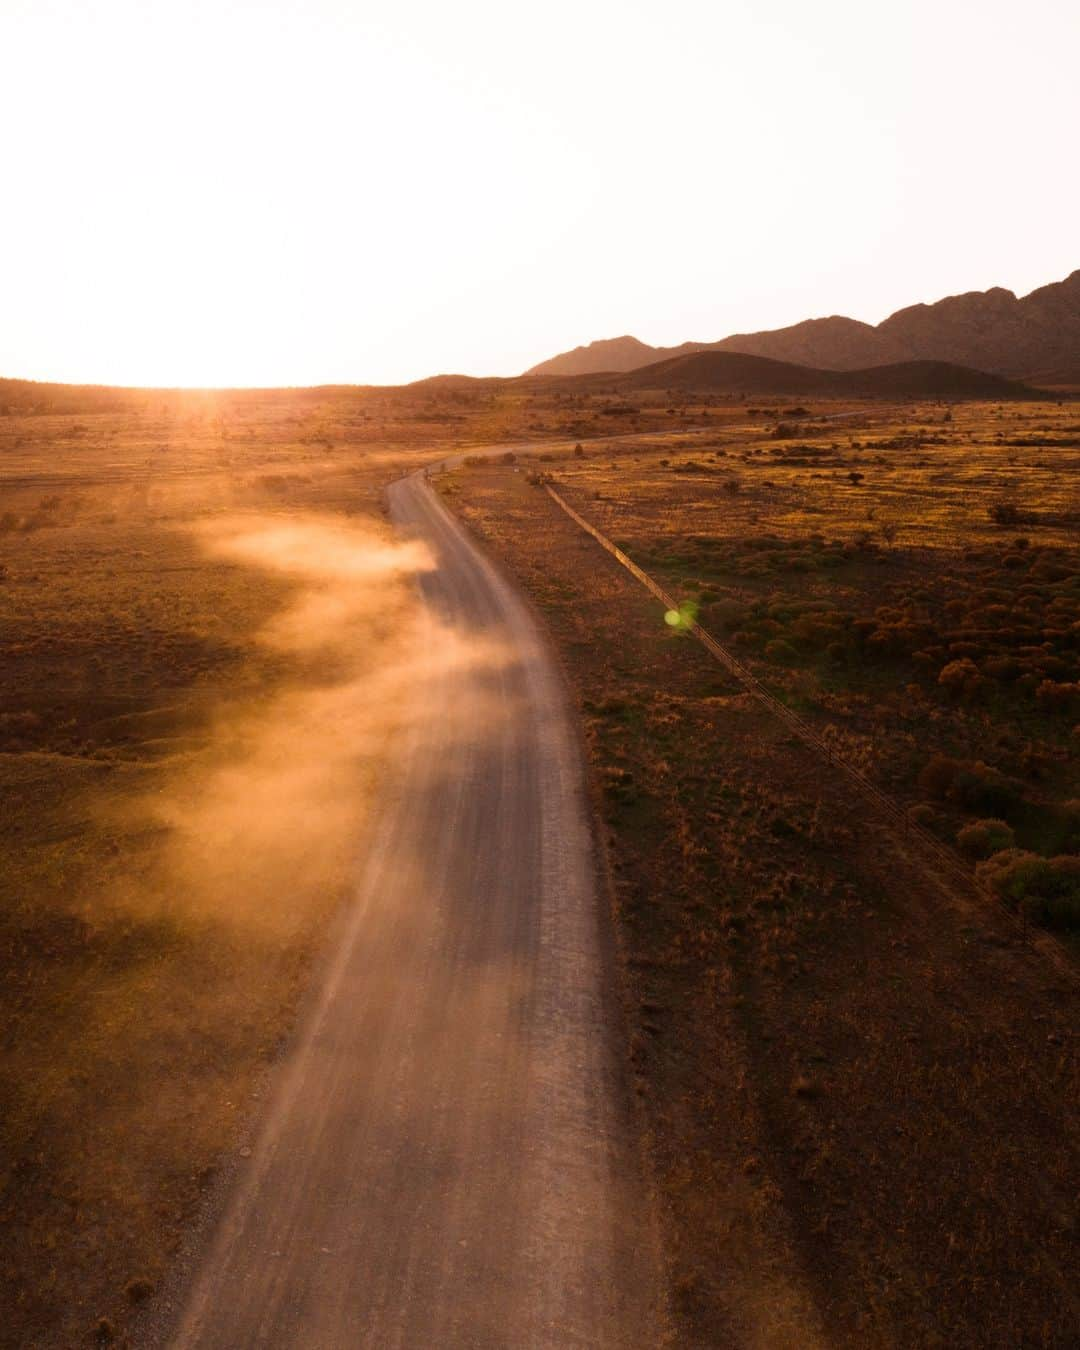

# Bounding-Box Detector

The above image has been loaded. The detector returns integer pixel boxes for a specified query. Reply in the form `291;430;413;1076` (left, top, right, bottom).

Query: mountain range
527;270;1080;385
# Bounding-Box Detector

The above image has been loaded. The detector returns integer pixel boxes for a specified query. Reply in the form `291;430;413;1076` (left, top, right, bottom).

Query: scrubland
4;384;1079;1347
0;394;430;1346
532;400;1080;937
0;381;714;1346
445;400;1080;1348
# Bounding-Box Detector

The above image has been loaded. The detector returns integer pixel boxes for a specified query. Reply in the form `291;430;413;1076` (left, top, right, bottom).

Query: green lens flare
664;600;699;632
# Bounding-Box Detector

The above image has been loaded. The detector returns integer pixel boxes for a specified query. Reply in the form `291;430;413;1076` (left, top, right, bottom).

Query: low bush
988;500;1023;525
938;657;982;697
919;755;961;799
764;639;798;665
708;598;747;630
976;850;1080;929
790;613;844;650
1035;680;1080;713
949;761;1023;818
983;656;1021;682
956;818;1015;858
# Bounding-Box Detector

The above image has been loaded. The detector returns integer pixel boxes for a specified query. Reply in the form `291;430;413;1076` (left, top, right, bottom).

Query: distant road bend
164;459;659;1348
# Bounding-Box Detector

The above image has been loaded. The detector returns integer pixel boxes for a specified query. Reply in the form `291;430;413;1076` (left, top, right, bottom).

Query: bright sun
1;0;1078;387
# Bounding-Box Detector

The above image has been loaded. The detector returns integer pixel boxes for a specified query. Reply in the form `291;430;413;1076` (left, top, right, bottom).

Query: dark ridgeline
527;268;1080;383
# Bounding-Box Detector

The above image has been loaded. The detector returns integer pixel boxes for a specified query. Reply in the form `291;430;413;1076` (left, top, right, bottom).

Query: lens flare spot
664;600;699;632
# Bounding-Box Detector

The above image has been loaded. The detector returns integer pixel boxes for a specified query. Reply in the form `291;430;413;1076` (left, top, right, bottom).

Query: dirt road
162;467;660;1348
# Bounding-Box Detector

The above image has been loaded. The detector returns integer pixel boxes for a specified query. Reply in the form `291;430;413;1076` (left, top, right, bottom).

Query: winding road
163;465;660;1347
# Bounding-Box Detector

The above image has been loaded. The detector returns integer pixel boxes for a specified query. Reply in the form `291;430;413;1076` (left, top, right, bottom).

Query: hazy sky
1;0;1077;387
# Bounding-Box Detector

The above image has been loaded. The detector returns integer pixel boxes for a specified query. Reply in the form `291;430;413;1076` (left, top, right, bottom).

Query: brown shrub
949;761;1023;818
983;656;1021;682
938;658;982;699
1034;680;1080;712
956;818;1015;859
764;639;798;665
976;851;1080;929
709;598;747;630
938;657;978;688
919;756;961;799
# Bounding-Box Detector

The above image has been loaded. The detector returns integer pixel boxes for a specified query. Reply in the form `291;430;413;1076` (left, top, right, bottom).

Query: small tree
988;500;1021;526
956;819;1015;859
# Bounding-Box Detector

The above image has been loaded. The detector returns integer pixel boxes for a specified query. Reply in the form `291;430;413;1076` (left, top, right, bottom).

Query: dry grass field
0;381;717;1346
445;400;1080;1348
540;400;1080;936
0;392;427;1347
4;383;1078;1346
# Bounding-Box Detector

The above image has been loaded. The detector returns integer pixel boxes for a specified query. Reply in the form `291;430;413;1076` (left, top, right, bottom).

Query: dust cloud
110;510;505;938
14;505;519;1347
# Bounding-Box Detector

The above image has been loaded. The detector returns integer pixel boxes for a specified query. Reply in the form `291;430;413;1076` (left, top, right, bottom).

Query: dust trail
153;472;664;1350
1;505;527;1350
106;511;512;938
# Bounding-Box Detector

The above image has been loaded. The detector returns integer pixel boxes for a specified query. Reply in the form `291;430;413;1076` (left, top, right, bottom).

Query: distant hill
616;352;1038;399
1021;365;1080;392
527;269;1080;380
0;377;142;414
0;377;382;414
526;335;723;377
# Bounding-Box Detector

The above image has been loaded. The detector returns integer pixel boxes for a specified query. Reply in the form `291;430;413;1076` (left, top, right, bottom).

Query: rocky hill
527;270;1080;380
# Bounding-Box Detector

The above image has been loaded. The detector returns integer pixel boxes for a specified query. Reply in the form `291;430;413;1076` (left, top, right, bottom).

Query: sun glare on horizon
1;0;1077;388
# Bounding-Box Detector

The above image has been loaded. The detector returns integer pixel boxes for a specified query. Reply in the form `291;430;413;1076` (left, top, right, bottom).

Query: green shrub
956;818;1015;858
977;849;1053;904
976;850;1080;928
908;803;936;827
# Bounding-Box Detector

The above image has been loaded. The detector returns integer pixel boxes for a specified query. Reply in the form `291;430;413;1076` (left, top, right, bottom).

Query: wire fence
544;482;1078;986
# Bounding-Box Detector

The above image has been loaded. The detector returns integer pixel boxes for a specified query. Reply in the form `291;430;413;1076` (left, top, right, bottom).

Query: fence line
543;482;1078;986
